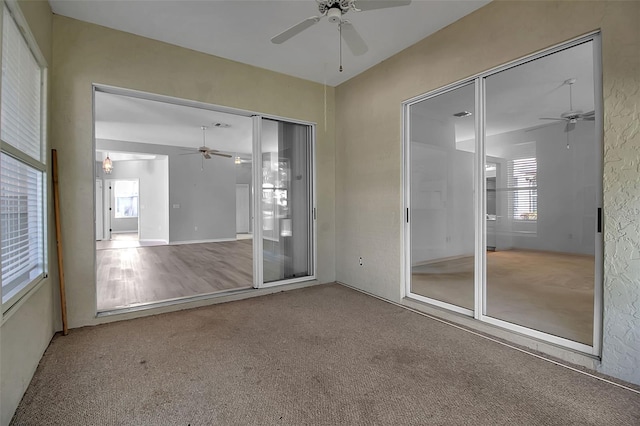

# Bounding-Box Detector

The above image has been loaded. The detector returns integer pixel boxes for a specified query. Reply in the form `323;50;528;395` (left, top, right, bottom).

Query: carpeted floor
11;284;639;425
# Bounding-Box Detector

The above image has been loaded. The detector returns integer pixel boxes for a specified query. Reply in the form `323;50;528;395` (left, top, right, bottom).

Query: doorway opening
93;86;316;313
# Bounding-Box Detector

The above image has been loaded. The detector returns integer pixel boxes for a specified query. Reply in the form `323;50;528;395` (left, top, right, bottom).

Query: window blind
506;141;537;221
1;5;46;307
1;6;42;162
0;153;44;302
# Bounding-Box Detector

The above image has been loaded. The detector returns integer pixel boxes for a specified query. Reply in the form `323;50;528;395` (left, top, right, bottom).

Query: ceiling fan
271;0;411;71
540;78;595;134
181;126;232;169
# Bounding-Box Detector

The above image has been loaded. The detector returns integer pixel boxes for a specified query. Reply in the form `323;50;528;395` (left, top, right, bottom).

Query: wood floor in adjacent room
412;250;594;344
96;239;253;311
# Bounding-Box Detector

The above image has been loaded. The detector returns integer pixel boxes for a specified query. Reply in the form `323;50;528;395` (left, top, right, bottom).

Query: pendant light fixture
103;153;113;174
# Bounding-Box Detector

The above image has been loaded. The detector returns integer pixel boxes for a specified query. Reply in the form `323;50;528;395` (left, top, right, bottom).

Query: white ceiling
48;0;489;86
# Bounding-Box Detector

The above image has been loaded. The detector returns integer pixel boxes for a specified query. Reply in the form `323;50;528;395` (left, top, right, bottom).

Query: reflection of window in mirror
114;180;139;218
486;163;497;218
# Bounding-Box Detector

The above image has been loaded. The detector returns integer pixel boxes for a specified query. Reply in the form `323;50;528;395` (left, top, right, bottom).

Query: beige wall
335;1;640;384
1;2;57;425
51;16;336;329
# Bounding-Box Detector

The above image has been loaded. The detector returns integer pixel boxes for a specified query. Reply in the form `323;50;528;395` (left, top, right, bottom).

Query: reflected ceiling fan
181;125;232;169
540;78;595;134
182;126;232;160
271;0;411;71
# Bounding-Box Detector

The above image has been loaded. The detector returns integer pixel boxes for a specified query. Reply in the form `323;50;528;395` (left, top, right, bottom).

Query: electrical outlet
359;257;363;266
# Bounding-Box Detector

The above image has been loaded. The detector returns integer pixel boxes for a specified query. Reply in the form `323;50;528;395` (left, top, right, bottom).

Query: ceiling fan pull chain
339;22;343;72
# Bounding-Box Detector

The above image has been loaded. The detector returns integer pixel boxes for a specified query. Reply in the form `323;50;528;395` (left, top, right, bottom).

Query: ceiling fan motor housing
327;7;343;23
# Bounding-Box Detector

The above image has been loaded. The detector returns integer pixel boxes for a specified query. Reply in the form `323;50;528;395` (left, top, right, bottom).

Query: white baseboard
139;239;168;243
169;238;236;246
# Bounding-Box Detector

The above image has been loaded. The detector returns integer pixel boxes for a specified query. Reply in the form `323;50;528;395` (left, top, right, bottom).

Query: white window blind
1;5;46;308
1;6;42;162
507;142;537;221
0;154;44;303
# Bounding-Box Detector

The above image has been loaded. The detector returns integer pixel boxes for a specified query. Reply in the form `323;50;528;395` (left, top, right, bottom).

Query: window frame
0;0;49;314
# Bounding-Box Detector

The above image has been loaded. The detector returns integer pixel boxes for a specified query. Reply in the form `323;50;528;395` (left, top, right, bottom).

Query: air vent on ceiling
453;111;473;118
212;122;231;128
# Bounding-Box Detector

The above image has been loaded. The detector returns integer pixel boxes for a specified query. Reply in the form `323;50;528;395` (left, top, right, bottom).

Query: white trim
401;102;408;300
406;291;474;317
252;116;263;289
93;84;317;128
475;77;485;319
1;275;46;323
260;276;317;289
97;286;254;315
169;238;236;246
591;33;604;358
310;123;318;282
139;239;168;243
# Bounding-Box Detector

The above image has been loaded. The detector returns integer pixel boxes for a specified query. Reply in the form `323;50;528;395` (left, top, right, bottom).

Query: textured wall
335;1;640;384
600;2;640;381
51;16;336;328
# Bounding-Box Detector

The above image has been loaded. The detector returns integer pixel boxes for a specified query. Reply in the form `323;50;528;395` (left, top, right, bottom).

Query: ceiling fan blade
565;122;575;132
340;22;368;56
539;117;566;121
271;16;320;44
579;110;595;120
211;152;232;158
356;0;411;11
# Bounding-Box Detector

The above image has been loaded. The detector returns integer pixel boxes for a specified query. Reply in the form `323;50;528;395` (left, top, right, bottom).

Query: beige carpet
11;284;639;425
412;250;594;344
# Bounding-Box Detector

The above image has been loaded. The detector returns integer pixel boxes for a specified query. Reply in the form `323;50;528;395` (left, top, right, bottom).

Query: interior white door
236;184;250;233
96;179;104;240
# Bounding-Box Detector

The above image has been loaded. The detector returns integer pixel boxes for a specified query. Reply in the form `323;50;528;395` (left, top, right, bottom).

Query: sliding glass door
408;83;476;313
253;117;315;288
404;34;602;353
484;41;597;346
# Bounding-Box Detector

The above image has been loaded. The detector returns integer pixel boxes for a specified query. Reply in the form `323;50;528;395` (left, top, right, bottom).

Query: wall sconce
103;153;113;174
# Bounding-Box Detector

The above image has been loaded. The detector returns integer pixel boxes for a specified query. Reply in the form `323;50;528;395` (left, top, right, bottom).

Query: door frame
92;85;317;312
252;115;317;289
402;31;603;356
